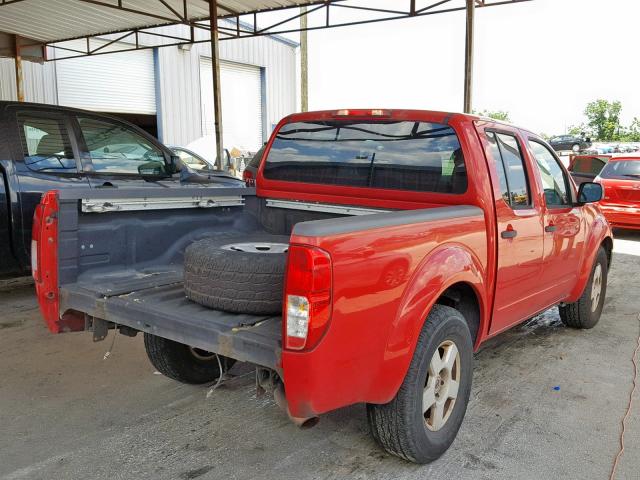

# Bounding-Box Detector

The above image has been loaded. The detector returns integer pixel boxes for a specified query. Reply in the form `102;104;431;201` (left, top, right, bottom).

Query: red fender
375;243;487;403
567;206;612;302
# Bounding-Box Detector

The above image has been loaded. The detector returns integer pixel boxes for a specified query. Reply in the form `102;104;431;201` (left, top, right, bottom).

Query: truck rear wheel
184;234;289;315
367;304;473;463
144;333;234;384
559;247;608;329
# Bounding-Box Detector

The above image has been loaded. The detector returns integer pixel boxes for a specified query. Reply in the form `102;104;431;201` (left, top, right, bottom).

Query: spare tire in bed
184;234;290;315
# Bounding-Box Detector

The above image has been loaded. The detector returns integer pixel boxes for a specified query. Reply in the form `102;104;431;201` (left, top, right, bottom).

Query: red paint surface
32;190;61;333
596;156;640;230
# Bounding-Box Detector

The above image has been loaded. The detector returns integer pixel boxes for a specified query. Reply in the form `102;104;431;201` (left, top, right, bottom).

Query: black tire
572;143;581;153
184;234;289;315
144;333;235;384
367;304;474;463
559;247;608;329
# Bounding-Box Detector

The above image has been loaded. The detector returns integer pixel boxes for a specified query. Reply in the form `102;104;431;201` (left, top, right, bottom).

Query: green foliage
619;117;640;142
583;99;622;141
473;109;511;122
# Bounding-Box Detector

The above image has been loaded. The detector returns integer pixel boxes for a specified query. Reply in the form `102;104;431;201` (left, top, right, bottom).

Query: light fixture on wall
179;43;193;51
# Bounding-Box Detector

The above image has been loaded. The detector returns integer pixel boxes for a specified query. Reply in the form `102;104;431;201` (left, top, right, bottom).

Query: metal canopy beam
0;0;531;60
208;0;224;169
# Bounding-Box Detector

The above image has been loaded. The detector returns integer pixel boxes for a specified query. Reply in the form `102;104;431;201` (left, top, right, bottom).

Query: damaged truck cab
34;109;612;463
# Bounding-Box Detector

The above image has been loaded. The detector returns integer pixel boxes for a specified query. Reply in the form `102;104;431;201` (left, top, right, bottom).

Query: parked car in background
0;101;243;279
170;145;216;170
33;109;612;464
568;155;611;186
242;144;265;186
549;134;591;153
585;143;616;155
596;156;640;229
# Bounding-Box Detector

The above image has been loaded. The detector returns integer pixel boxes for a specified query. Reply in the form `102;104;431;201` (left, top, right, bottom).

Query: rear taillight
284;246;332;351
243;170;256;187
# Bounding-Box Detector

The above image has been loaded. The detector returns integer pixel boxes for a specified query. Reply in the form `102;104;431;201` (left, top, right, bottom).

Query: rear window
571;156;607;175
17;114;76;172
600;160;640;180
263;120;467;193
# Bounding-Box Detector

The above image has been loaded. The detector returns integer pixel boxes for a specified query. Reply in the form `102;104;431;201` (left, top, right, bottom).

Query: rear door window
487;132;531;208
263;120;467;194
77;116;166;175
17;114;77;172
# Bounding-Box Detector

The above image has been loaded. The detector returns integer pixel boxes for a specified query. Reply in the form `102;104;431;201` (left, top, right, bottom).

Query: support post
300;6;308;112
463;0;475;113
208;0;224;170
14;35;25;102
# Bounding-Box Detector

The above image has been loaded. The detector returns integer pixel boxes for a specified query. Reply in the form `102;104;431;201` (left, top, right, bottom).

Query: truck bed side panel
282;206;489;418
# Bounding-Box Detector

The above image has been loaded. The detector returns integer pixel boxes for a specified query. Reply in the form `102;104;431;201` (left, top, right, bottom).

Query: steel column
463;0;474;113
300;6;309;112
208;0;225;169
14;35;24;102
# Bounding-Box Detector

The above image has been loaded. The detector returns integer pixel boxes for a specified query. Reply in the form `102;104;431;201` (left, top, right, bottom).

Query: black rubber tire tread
559;247;608;329
366;304;474;463
184;234;289;315
143;333;235;384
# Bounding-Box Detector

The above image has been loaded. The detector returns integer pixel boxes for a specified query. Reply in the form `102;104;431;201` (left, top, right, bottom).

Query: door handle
545;225;557;233
501;229;518;239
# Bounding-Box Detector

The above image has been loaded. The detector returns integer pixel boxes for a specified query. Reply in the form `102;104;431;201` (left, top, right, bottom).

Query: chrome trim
265;199;388;216
81;195;244;213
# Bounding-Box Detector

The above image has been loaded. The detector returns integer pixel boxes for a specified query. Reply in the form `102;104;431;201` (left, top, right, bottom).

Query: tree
584;99;622;141
473;109;511;122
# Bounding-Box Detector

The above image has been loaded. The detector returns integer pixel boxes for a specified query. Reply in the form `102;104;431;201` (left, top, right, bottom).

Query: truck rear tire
559;247;608;329
366;304;473;463
184;234;289;315
144;333;235;384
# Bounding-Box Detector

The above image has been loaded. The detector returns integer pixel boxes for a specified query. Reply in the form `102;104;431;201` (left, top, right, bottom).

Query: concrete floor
1;231;639;480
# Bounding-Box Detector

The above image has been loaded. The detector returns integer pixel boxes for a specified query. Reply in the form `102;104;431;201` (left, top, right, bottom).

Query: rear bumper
599;203;640;229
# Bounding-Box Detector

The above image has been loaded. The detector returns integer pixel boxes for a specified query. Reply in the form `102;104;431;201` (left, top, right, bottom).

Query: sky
292;0;640;136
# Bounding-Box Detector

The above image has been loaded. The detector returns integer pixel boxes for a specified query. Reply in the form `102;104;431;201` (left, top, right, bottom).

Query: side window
17;114;76;172
78;117;166;175
486;132;510;204
528;140;570;207
492;132;531;207
571;157;591;174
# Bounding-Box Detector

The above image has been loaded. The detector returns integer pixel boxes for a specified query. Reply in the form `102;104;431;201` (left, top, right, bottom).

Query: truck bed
62;280;282;370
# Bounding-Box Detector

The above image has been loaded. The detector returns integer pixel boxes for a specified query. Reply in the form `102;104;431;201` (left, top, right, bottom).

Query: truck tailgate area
52;188;283;371
62;280;282;371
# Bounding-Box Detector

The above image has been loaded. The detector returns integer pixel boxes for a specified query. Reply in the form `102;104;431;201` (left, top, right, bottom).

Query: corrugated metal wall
0;57;57;104
0;28;297;149
157;32;296;146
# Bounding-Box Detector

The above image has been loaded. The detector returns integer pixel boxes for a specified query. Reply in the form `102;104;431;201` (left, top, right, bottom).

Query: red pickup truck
33;109;612;463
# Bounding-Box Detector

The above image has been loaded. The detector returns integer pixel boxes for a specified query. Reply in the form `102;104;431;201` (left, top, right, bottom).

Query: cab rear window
263;120;467;194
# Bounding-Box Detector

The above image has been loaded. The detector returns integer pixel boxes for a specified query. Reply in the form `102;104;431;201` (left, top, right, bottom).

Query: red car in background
596;156;640;229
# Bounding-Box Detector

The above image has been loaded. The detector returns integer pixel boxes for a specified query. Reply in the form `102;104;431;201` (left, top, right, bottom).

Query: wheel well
435;282;481;344
601;237;613;268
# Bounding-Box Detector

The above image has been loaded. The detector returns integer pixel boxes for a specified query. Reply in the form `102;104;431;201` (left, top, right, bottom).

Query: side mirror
578;182;603;204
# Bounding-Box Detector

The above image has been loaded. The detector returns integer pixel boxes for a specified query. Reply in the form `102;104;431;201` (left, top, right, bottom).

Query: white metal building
0;26;297;152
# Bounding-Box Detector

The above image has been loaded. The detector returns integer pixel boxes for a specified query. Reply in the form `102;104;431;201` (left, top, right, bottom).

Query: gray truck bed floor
61;281;282;371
